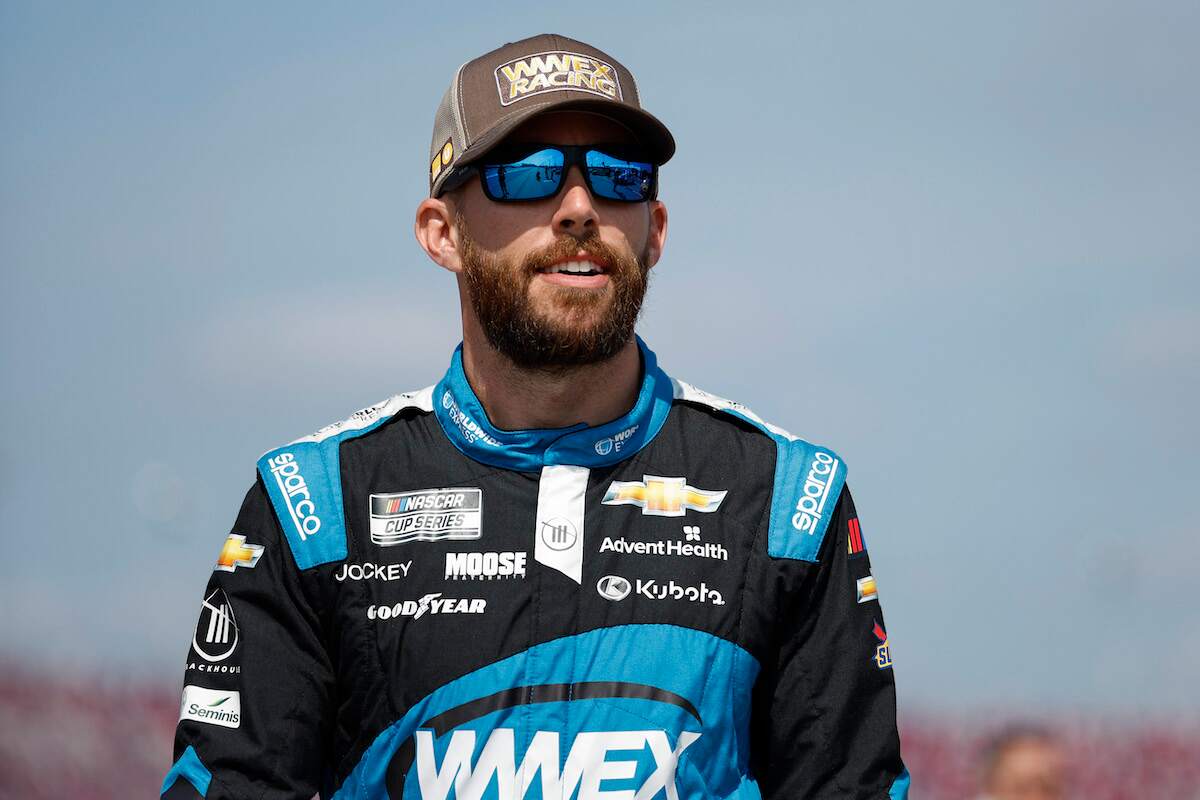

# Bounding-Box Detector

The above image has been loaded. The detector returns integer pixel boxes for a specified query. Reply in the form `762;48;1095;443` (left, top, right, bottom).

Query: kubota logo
596;574;632;601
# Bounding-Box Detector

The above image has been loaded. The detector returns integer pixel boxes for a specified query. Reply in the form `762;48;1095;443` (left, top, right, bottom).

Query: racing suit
162;337;910;799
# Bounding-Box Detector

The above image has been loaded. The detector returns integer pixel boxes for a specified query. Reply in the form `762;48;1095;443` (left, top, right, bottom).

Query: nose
551;166;598;236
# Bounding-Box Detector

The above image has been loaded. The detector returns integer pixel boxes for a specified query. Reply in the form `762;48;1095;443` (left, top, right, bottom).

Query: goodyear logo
430;138;454;184
602;476;726;517
494;50;622;106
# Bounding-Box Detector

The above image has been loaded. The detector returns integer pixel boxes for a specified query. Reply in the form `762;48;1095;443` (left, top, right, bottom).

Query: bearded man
162;33;910;800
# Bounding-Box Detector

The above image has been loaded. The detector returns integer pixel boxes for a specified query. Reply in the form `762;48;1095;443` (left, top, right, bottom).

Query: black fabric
164;399;906;798
161;778;204;800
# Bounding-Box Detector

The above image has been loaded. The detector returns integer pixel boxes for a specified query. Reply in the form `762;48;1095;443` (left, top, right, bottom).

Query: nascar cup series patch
369;488;482;546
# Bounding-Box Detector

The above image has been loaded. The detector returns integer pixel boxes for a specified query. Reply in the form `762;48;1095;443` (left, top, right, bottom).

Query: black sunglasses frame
438;143;659;203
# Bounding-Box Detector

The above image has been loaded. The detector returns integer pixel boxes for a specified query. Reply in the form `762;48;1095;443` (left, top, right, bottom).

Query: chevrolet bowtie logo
601;476;727;517
215;534;264;573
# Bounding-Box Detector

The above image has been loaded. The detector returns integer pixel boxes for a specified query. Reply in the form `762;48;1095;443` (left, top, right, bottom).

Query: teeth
548;260;601;274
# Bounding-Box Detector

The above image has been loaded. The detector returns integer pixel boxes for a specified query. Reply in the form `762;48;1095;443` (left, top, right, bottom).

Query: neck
459;330;642;431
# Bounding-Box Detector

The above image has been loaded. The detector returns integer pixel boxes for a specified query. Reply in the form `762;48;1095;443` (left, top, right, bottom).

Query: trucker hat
427;33;675;197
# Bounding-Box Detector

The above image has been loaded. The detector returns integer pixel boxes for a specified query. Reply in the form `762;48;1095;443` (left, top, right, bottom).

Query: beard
457;214;651;371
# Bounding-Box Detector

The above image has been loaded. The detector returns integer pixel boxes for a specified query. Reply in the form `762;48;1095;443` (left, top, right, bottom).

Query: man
976;726;1067;800
162;33;909;800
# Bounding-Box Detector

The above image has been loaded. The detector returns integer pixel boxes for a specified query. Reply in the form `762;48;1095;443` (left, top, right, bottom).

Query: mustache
521;234;629;275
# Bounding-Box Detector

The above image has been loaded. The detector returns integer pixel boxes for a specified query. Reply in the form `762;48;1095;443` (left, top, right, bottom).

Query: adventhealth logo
414;728;700;800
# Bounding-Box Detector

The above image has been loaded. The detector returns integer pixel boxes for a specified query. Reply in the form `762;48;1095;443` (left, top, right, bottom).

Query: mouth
535;253;611;288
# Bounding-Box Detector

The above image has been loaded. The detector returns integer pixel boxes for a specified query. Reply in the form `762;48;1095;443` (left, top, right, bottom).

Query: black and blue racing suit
162;337;910;799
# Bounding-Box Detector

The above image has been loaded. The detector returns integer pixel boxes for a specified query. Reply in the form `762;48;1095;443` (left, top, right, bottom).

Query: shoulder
255;387;436;570
671;378;847;563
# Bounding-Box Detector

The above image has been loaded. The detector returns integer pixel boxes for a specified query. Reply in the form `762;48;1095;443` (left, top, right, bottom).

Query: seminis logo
385;682;701;800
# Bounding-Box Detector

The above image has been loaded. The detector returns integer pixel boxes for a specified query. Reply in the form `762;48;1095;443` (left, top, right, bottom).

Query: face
419;111;668;371
985;739;1067;800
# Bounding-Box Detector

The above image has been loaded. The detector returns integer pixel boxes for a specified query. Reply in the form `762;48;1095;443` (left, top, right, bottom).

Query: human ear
414;197;463;273
643;200;668;268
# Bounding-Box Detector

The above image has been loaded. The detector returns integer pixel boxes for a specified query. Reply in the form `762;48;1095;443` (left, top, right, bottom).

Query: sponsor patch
266;452;323;541
872;620;892;670
593;424;639;456
430;137;454;184
856;575;878;604
540;517;578;551
445;551;527;580
370;488;482;545
180;685;241;729
214;533;264;573
596;574;632;601
494;50;622;106
333;561;412;582
597;574;725;606
599;523;728;562
191;588;238;663
412;727;698;800
367;593;486;620
602;476;727;517
441;390;501;447
790;451;840;535
847;516;867;556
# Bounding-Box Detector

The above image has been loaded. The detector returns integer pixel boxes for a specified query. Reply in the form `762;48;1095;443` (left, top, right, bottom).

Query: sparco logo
494;50;622;107
442;391;502;447
267;453;321;540
596;574;632;601
413;728;698;800
367;593;486;621
791;451;840;535
445;551;527;580
637;579;725;606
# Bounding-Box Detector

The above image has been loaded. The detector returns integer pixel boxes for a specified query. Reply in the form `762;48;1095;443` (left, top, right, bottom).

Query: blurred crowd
2;667;1198;799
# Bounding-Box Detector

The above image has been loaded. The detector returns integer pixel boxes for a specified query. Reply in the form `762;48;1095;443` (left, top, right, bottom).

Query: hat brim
453;97;675;173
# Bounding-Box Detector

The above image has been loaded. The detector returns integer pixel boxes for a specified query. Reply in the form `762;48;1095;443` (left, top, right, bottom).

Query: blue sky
2;1;1197;714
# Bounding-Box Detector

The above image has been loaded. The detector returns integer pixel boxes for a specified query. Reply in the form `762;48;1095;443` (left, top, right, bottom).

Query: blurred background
2;1;1197;798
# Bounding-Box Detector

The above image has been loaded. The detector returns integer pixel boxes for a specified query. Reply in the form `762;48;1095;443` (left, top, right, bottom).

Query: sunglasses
441;144;658;203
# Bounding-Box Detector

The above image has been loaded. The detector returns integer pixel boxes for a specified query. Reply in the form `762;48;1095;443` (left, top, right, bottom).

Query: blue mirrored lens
482;148;564;200
585;150;655;201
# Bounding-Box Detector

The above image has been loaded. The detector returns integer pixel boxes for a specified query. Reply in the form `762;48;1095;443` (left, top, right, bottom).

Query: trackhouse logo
191;588;238;663
494;51;622;106
540;517;578;551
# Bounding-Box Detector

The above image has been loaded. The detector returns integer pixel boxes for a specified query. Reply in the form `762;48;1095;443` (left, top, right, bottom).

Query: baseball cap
428;33;675;197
